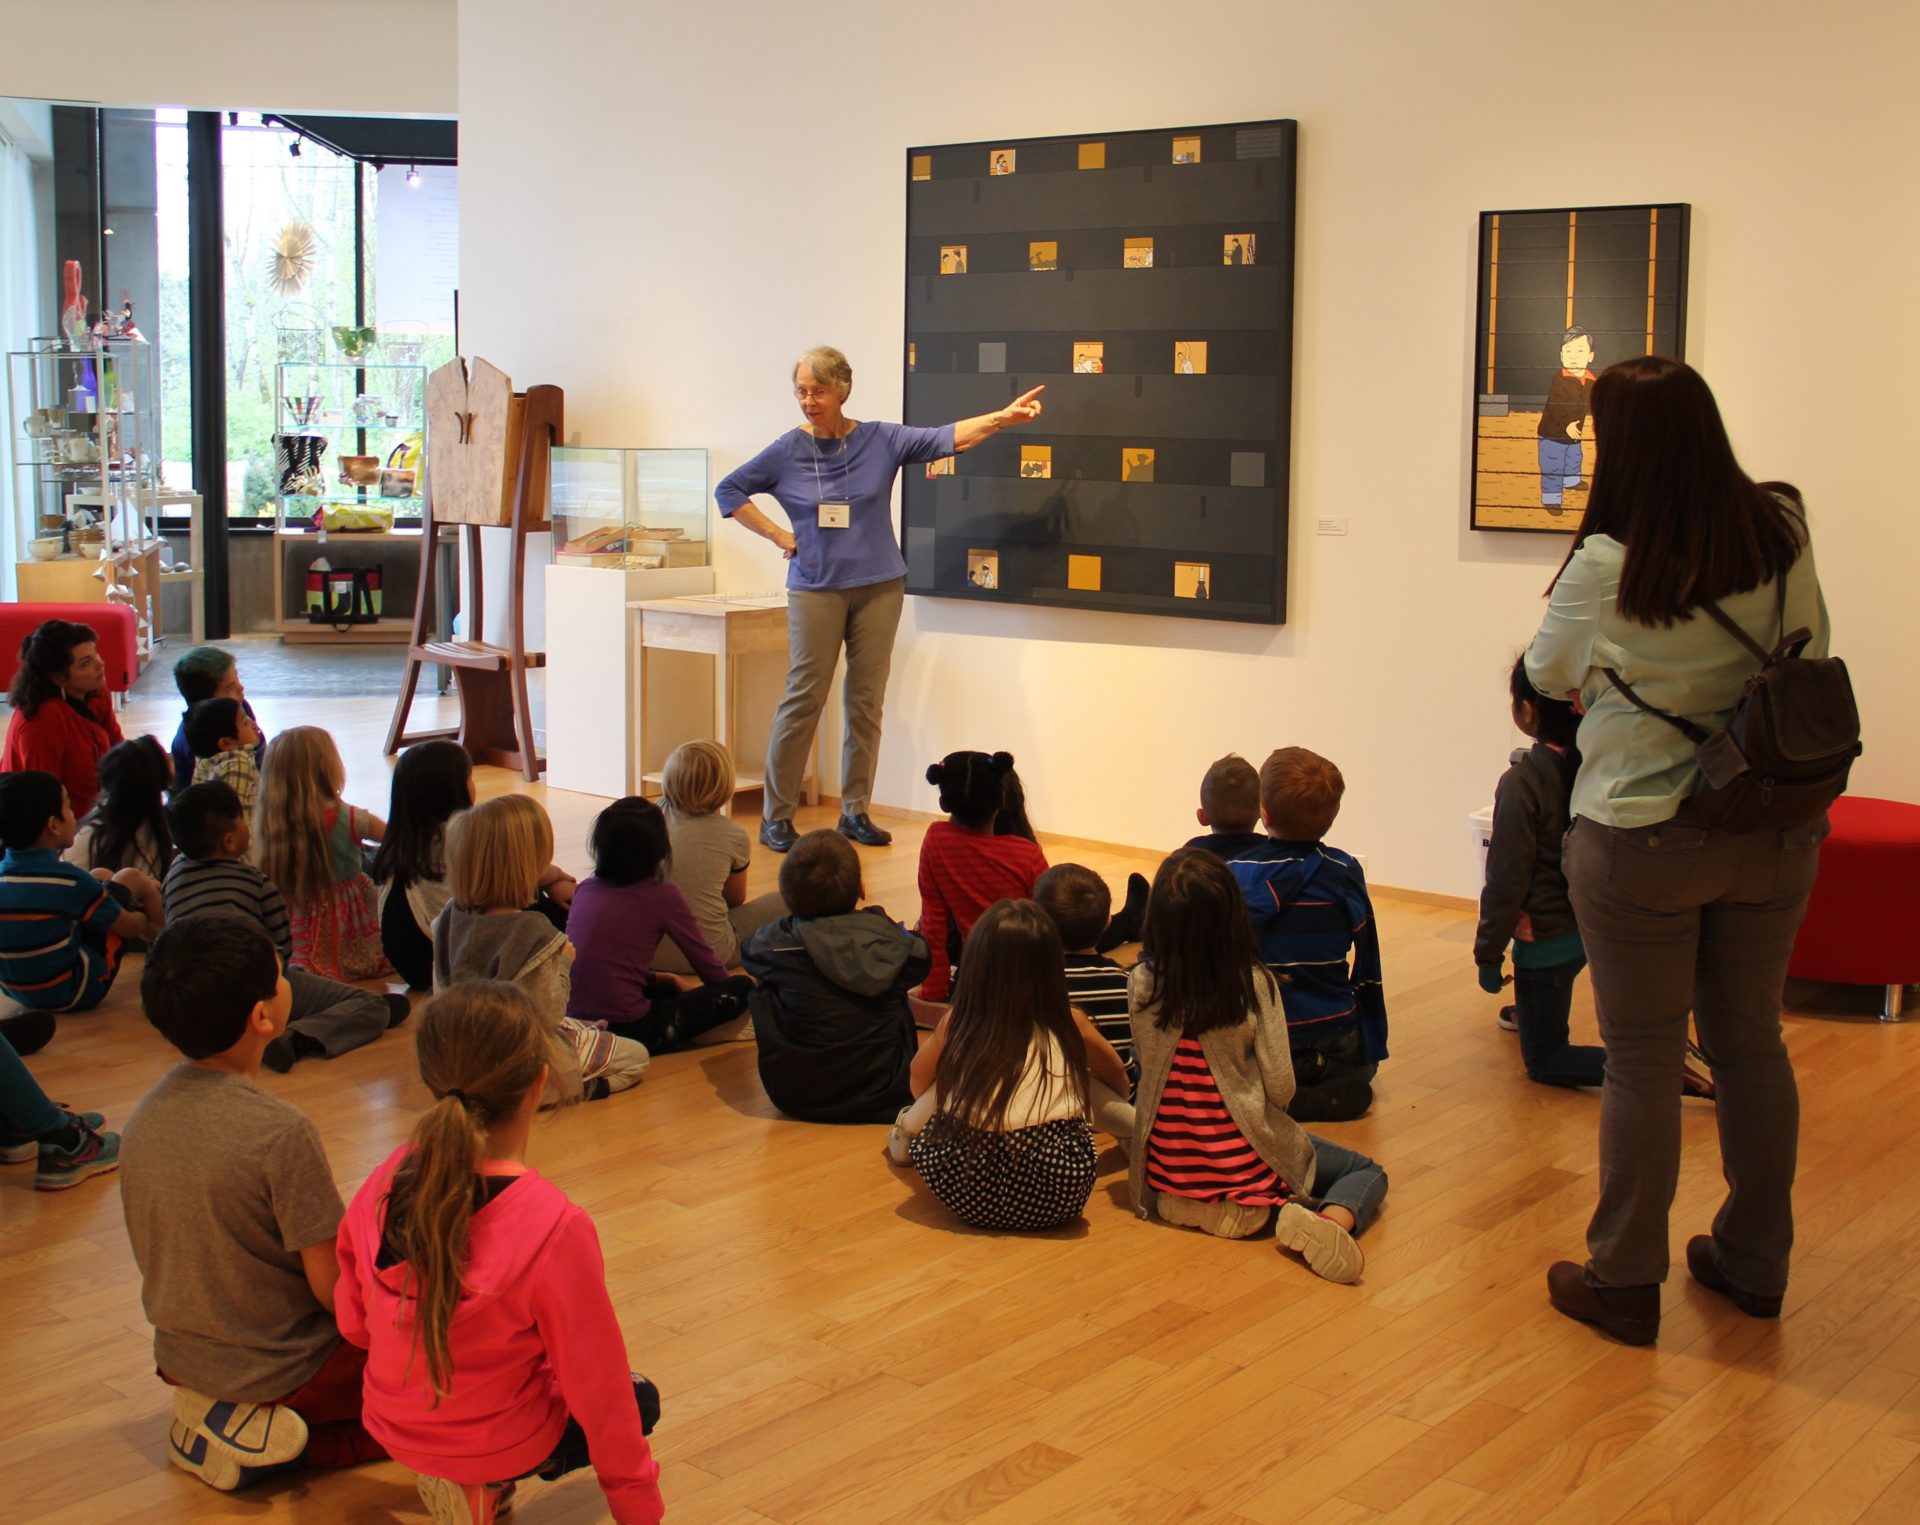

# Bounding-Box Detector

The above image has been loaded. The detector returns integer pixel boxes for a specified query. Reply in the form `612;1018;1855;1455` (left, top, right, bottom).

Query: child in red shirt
915;750;1048;1001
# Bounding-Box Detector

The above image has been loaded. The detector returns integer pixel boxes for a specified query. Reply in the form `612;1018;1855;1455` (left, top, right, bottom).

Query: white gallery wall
455;0;1918;897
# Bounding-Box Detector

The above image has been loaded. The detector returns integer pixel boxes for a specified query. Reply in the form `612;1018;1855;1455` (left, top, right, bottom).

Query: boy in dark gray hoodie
742;830;930;1124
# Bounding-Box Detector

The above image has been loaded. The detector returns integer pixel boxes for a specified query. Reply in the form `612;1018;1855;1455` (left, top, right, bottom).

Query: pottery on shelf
339;454;380;486
332;325;378;359
26;536;63;561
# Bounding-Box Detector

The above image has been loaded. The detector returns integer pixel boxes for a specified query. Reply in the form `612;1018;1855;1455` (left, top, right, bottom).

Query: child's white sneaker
169;1386;309;1469
1275;1202;1365;1283
885;1106;912;1164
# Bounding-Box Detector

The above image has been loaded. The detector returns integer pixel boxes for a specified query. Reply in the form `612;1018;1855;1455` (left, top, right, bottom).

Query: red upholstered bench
1788;795;1920;1021
0;601;141;695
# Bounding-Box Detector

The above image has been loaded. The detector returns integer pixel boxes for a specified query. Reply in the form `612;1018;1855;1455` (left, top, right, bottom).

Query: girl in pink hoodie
334;981;664;1525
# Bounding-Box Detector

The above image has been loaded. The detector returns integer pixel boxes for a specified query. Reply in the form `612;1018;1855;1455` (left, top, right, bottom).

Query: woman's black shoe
838;812;893;847
759;818;800;853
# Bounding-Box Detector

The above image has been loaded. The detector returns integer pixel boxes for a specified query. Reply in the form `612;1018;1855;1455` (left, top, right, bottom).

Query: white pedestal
543;561;715;798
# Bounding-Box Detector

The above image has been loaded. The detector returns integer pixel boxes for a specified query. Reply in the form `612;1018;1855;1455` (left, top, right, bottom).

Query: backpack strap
1601;667;1713;744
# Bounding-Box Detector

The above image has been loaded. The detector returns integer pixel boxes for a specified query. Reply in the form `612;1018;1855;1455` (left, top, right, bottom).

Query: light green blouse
1525;522;1830;828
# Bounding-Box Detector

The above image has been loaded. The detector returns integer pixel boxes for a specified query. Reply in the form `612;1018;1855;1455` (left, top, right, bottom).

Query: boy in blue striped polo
0;770;164;1013
1219;748;1387;1123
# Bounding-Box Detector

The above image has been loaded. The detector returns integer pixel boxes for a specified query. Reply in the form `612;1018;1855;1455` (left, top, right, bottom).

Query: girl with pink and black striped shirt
1128;849;1387;1283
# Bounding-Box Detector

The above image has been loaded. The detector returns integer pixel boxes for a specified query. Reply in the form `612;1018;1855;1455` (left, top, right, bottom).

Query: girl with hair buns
887;898;1131;1231
914;750;1048;1002
334;980;663;1525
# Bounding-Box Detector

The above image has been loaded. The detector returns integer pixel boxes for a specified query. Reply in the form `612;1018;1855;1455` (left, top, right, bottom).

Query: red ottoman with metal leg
1787;796;1920;1021
0;601;141;695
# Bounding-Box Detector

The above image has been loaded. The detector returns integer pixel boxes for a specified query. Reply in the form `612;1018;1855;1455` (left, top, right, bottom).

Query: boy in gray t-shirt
120;914;387;1493
655;741;786;972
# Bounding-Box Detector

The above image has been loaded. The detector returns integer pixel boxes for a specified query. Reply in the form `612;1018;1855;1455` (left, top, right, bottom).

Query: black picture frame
1469;202;1691;534
902;119;1297;624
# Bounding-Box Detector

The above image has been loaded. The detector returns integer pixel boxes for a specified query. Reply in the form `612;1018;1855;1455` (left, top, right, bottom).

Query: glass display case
549;446;710;569
272;359;427;534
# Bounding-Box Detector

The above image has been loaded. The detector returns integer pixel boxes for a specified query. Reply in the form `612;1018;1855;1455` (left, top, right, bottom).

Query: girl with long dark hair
1129;850;1386;1281
887;898;1133;1231
1526;356;1832;1345
67;736;175;880
372;740;475;989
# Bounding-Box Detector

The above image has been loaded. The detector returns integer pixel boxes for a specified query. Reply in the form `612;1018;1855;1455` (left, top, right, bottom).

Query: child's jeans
1512;955;1607;1089
1288;1030;1376;1122
1306;1135;1389;1234
888;1079;1134;1162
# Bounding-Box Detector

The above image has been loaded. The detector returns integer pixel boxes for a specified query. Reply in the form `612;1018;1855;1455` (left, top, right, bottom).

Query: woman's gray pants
763;578;904;824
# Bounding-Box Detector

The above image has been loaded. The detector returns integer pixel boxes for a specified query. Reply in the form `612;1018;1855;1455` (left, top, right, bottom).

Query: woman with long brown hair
887;898;1133;1231
2;618;123;817
333;981;663;1525
1526;356;1833;1345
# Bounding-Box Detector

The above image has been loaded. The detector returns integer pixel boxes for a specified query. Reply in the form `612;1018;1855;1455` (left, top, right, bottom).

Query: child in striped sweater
914;751;1047;1002
1128;849;1388;1283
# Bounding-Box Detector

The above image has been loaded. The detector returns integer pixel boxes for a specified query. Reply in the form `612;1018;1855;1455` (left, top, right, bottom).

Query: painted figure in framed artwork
1470;203;1690;532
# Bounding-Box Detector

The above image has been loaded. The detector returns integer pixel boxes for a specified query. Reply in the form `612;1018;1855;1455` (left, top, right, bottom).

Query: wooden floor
6;695;1919;1524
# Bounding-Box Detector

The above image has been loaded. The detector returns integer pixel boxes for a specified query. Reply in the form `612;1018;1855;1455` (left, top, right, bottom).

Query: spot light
406;163;421;189
289;137;302;158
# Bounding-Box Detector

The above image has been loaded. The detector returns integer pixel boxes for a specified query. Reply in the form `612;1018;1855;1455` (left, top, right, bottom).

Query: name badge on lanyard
818;502;851;529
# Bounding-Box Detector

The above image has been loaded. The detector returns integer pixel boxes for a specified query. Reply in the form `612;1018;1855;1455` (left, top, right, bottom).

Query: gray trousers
764;578;904;823
286;967;391;1058
1565;812;1826;1295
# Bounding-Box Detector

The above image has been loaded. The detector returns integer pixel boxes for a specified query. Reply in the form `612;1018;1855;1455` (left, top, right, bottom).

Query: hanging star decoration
270;220;319;297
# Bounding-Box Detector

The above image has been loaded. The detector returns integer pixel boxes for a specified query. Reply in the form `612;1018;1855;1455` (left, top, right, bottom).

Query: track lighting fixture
406;163;421;188
289;137;302;158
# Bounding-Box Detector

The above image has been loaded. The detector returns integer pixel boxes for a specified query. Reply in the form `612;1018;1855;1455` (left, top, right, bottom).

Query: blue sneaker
0;1109;105;1165
170;1387;310;1468
167;1420;304;1491
33;1124;120;1190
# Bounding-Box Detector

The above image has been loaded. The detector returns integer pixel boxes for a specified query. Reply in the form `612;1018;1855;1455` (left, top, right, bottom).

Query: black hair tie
445;1088;470;1108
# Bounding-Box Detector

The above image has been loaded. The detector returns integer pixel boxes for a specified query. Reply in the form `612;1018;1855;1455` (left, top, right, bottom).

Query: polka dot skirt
909;1113;1098;1231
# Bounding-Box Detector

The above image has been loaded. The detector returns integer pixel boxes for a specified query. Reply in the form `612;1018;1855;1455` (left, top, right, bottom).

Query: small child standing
164;782;404;1071
656;740;785;973
66;735;175;880
333;981;663;1525
0;770;163;1013
1221;747;1388;1122
1130;849;1387;1282
432;795;649;1100
168;645;266;794
1177;753;1268;860
255;726;393;981
1033;863;1136;1086
915;751;1049;1002
186;696;263;814
371;739;476;990
568;796;756;1054
743;829;929;1123
889;899;1134;1231
120;914;387;1492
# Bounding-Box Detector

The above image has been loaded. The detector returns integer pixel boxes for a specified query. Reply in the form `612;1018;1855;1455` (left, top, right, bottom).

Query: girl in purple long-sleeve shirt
567;797;755;1056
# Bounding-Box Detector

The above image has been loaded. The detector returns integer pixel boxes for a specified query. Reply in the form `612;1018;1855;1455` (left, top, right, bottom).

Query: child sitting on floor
1177;752;1268;860
371;739;475;991
743;829;929;1123
164;782;405;1071
569;796;756;1055
889;899;1134;1230
0;769;163;1013
1221;747;1388;1122
656;740;785;973
915;751;1049;1002
186;696;263;814
433;795;648;1101
334;981;663;1525
66;735;176;880
1034;863;1137;1087
1130;849;1388;1282
120;914;389;1493
168;645;265;794
255;727;393;981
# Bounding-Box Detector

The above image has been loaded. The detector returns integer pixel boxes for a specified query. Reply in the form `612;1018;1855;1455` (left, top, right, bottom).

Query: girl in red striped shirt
1128;850;1388;1282
914;751;1048;1002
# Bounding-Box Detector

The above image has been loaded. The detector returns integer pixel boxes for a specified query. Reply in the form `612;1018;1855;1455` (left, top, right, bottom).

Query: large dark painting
1471;203;1690;533
902;120;1296;623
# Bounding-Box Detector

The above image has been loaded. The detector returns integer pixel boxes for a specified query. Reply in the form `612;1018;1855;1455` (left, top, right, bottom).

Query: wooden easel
385;359;564;781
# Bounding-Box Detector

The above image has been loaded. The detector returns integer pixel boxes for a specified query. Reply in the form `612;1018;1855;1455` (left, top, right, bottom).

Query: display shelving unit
272;358;427;644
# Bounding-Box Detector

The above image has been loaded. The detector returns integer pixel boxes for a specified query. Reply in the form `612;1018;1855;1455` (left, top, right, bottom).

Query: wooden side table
629;593;820;804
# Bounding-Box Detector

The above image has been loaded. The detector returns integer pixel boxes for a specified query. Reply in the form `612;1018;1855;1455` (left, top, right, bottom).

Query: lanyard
808;426;853;506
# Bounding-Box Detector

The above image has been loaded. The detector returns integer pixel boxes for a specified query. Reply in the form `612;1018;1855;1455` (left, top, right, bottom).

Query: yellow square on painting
1078;142;1106;170
911;154;932;181
1068;554;1102;591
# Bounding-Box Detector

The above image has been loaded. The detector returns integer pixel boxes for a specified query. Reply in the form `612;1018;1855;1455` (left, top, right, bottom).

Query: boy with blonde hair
1217;747;1387;1122
656;740;785;972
